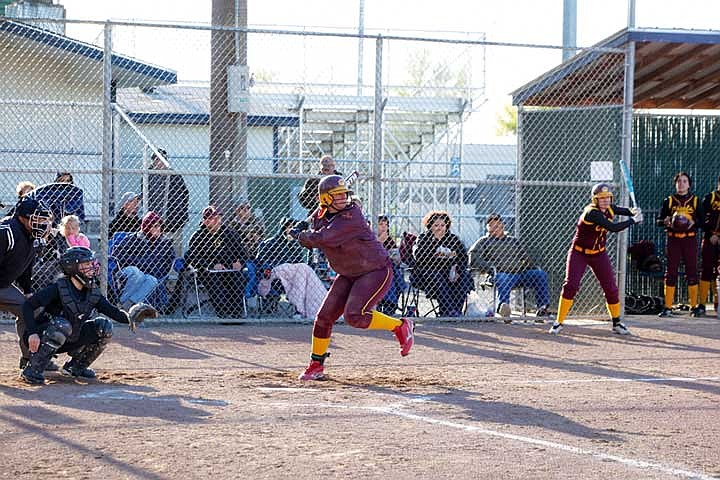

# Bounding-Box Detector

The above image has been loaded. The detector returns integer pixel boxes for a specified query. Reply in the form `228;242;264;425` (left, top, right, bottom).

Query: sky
54;0;720;143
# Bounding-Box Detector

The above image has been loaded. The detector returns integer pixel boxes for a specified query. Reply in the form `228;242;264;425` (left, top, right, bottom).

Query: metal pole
562;0;577;62
100;21;113;295
371;35;383;223
357;0;365;96
618;0;637;317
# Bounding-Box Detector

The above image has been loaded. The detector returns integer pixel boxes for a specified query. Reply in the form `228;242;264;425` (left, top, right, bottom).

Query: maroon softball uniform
298;203;392;338
700;190;720;283
560;204;635;302
656;193;700;286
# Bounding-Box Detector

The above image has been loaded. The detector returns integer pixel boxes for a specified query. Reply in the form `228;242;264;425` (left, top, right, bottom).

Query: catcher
19;246;157;385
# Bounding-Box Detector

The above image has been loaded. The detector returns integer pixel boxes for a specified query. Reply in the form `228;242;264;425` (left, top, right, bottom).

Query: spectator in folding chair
229;195;265;261
147;149;189;256
375;214;408;315
109;191;141;238
112;211;175;310
185;205;249;318
256;217;307;315
30;172;86;226
468;213;550;322
413;210;473;317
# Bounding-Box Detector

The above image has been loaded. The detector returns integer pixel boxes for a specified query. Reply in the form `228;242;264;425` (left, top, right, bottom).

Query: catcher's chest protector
56;278;102;338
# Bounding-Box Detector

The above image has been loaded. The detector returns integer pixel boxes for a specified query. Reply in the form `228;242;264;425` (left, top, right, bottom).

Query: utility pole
210;0;247;213
562;0;577;62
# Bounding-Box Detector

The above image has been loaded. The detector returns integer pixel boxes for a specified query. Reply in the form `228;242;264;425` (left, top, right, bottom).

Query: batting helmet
591;183;613;206
60;246;99;288
14;197;53;239
318;175;352;208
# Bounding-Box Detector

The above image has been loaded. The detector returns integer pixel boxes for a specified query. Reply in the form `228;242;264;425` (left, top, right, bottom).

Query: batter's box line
263;400;716;480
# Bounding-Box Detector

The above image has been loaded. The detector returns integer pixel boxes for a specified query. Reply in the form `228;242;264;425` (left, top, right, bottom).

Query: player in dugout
290;174;414;381
549;183;643;336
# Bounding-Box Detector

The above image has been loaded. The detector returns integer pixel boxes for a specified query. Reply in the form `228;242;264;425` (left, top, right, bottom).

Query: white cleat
548;322;563;335
612;322;631;335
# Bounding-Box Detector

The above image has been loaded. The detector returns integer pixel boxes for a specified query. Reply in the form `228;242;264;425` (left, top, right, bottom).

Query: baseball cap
235;195;251;208
202;205;223;220
119;191;141;208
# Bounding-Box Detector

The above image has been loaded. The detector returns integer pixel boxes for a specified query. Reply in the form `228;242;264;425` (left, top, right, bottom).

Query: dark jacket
414;230;468;276
297;169;342;211
468;234;533;274
186;224;248;271
30;182;85;225
0;216;35;293
113;231;175;279
148;171;189;234
298;202;389;277
257;226;305;268
109;211;141;238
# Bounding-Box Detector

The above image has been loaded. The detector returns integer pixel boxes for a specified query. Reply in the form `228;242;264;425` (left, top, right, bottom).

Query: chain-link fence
1;16;635;324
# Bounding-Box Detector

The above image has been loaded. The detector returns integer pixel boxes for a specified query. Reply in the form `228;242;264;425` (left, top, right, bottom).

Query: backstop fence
0;17;636;323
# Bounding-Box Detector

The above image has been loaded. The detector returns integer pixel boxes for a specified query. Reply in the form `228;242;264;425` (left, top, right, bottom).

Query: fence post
371;34;383;223
100;21;113;295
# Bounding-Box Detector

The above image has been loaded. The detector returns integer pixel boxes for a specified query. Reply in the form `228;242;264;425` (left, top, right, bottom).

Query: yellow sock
368;310;403;330
311;336;331;358
664;285;675;308
699;280;711;305
555;297;573;324
688;284;698;306
606;302;621;319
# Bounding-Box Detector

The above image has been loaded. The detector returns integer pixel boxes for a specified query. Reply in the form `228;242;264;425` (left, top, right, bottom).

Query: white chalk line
264;399;716;480
514;375;720;385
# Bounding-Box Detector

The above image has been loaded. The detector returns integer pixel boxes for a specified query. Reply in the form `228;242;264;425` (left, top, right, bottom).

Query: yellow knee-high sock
555;297;573;324
664;285;675;308
368;310;403;330
311;336;331;358
688;284;698;306
606;302;621;319
699;280;711;305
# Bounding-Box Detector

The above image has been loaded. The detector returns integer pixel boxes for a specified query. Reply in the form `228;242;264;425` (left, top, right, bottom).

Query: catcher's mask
591;183;613;206
318;175;353;209
14;197;53;239
60;246;99;288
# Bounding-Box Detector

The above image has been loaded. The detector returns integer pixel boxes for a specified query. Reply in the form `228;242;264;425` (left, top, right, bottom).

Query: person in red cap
291;175;414;381
112;211;175;309
185;205;249;318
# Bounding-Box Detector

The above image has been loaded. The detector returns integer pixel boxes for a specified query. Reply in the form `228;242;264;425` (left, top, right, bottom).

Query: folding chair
475;267;527;317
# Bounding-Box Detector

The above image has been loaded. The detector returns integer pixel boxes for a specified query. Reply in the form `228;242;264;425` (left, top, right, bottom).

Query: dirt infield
0;315;719;479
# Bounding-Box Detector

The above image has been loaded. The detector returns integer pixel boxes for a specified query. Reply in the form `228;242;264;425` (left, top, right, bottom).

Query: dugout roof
512;28;720;109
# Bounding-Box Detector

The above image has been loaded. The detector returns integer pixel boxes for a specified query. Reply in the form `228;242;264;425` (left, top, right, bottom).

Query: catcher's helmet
14;197;53;239
591;183;613;205
60;246;99;287
318;175;353;208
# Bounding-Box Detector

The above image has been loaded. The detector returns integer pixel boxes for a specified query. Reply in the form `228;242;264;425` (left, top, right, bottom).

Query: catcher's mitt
127;302;159;332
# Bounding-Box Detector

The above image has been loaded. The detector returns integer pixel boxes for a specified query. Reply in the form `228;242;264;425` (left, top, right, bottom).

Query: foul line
266;399;715;480
512;375;720;385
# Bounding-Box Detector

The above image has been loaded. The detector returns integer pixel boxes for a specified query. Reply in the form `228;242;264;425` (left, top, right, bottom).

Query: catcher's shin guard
63;318;113;379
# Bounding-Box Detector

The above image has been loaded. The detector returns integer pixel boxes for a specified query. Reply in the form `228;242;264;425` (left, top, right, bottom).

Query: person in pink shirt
59;215;90;249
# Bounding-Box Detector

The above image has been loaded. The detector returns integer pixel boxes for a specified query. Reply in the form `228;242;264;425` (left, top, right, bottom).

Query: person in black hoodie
413;210;473;317
297;155;342;213
148;149;189;256
185;205;248;318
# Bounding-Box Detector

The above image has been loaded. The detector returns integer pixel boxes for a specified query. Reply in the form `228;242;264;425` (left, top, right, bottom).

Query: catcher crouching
19;246;157;385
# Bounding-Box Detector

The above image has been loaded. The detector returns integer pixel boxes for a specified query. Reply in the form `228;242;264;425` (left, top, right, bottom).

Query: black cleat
690;305;705;318
61;361;97;379
658;307;672;318
20;367;45;385
20;357;59;372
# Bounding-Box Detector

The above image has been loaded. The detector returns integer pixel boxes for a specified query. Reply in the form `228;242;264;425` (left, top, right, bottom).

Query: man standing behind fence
297;155;342;213
148;149;189;256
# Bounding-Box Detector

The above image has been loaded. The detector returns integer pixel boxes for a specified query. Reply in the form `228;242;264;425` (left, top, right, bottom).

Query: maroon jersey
298;203;389;277
571;204;634;255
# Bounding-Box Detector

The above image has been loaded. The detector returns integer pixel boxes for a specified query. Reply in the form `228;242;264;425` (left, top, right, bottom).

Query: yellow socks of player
311;336;331;359
664;285;675;309
555;297;573;325
606;302;621;319
688;284;699;307
699;280;711;306
368;310;403;330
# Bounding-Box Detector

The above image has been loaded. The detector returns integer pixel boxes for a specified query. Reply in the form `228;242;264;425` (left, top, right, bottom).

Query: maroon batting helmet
318;175;353;207
591;183;613;205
